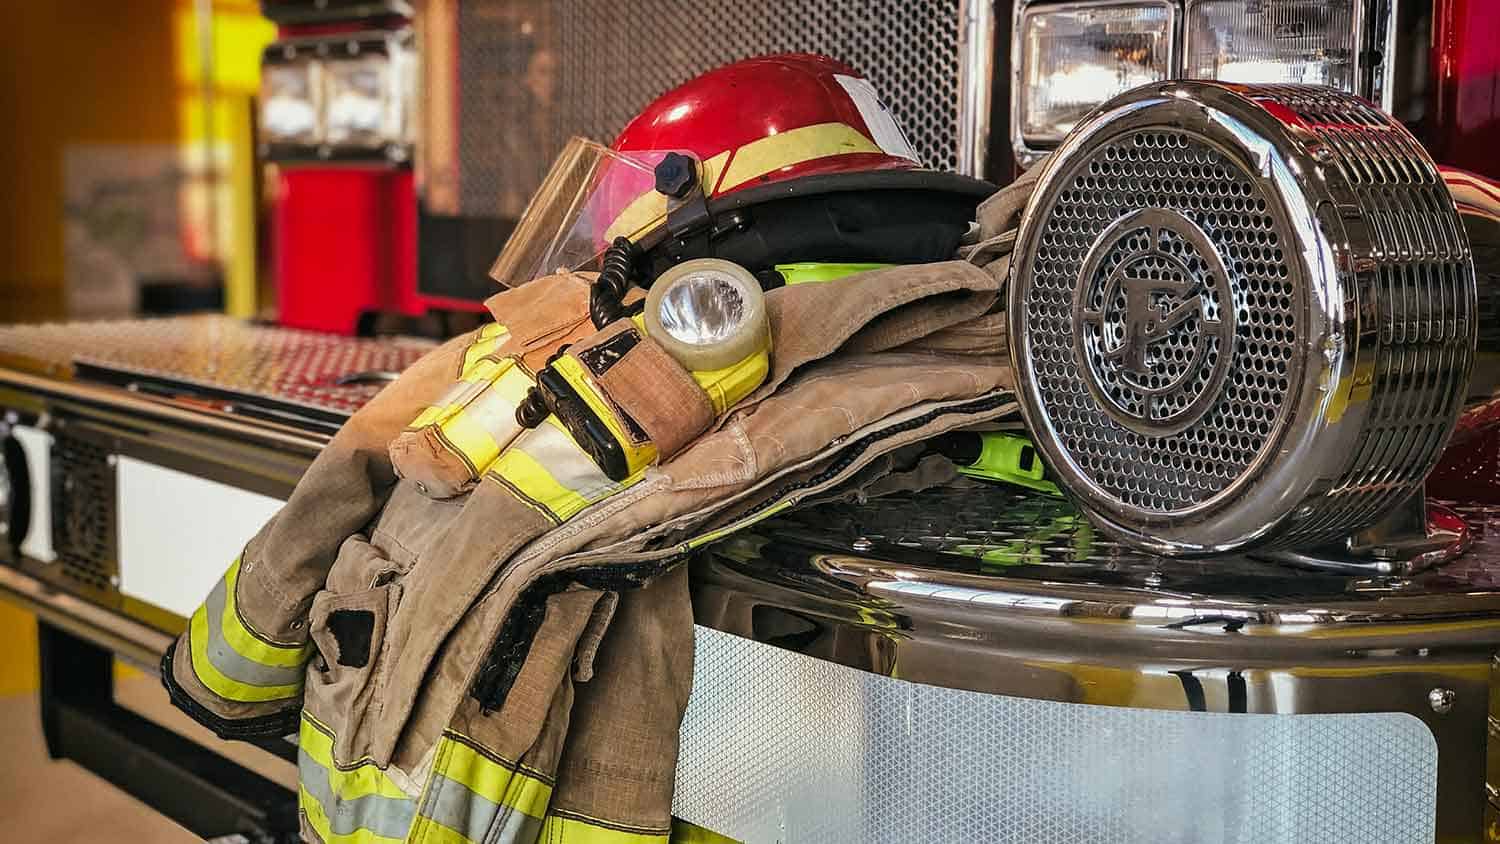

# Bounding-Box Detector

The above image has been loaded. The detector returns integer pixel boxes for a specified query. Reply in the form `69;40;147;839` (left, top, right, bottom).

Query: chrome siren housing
1009;82;1476;556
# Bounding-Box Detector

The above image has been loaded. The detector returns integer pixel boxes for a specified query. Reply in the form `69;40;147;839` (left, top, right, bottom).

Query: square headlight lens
259;60;321;147
1186;0;1358;90
324;52;397;149
1018;1;1175;148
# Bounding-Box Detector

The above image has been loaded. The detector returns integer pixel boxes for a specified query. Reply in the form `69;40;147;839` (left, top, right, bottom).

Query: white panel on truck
117;456;284;619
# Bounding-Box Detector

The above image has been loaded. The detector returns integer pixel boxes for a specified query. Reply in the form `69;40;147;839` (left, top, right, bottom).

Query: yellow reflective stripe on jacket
491;419;641;523
670;819;740;844
410;358;536;479
429;364;535;476
464;323;510;373
408;732;553;844
409;324;512;431
187;558;312;703
539;813;670;844
298;714;415;843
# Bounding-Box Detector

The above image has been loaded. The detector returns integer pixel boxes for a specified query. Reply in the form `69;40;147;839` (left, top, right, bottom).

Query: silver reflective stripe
432;379;480;411
421;774;544;842
514;423;620;501
298;749;416;839
201;577;307;688
467;384;524;452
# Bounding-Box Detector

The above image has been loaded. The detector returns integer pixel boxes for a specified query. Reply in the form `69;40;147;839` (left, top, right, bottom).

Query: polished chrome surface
1009;81;1476;555
691;483;1500;842
0;315;432;423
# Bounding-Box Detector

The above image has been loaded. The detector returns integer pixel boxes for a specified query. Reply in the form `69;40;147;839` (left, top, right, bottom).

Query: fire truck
2;1;1499;842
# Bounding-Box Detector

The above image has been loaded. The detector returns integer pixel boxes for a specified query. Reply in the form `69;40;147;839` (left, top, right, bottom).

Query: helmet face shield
488;137;699;287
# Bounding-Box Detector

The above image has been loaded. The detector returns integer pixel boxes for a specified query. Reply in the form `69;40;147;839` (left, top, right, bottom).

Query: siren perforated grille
1011;82;1476;554
1027;129;1298;513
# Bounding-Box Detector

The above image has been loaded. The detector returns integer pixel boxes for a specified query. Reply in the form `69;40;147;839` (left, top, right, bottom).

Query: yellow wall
0;1;272;696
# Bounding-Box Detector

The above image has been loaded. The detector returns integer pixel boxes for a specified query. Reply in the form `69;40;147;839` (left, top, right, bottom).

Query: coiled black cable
589;237;638;329
517;238;639;430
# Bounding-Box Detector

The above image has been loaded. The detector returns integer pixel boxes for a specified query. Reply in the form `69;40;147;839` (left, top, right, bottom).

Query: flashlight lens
656;273;749;346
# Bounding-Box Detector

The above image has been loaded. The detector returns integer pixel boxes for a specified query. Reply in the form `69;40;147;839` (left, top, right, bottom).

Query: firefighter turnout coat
163;176;1036;844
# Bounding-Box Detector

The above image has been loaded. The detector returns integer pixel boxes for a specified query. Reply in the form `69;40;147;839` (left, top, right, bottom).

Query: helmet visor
488;137;698;287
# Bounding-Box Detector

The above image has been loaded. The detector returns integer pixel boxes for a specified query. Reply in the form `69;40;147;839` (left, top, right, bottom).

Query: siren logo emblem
1073;209;1236;435
1102;275;1211;377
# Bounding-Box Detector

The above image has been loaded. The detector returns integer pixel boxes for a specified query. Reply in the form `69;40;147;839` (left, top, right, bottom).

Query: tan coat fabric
164;175;1036;843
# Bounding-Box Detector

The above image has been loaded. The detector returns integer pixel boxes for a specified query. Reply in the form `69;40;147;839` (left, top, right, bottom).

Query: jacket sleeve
163;330;477;739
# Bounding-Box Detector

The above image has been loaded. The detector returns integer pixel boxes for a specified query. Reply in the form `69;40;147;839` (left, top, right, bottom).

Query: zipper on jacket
470;391;1014;713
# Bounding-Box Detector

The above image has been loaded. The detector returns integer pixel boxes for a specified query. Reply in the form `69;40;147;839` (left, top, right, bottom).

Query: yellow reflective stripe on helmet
492;419;641;523
605;151;730;243
407;732;553;844
716;122;881;192
605;123;875;243
187;558;311;703
539;813;669;843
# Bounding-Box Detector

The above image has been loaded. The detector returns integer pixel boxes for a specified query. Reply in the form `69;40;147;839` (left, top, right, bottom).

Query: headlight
324;51;399;150
258;31;412;162
646;259;770;373
259;56;321;147
1185;0;1358;90
1015;1;1176;150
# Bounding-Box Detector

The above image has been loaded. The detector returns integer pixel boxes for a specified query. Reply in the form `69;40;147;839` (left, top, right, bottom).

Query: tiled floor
0;673;297;842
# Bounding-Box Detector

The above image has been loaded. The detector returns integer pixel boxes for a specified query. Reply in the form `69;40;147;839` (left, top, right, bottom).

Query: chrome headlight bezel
1011;0;1178;162
1011;0;1397;168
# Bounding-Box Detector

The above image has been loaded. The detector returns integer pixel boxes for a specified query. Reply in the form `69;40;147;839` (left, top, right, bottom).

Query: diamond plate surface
0;315;433;418
675;625;1437;843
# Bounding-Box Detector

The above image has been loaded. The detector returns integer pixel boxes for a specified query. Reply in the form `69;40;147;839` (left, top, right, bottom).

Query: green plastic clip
955;432;1062;497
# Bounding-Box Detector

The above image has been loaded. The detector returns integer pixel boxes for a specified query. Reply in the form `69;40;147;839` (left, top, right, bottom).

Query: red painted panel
273;168;420;334
1430;0;1500;179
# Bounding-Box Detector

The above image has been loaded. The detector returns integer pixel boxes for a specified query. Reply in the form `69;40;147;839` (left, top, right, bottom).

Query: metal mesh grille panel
449;0;964;219
1025;129;1298;513
50;433;116;590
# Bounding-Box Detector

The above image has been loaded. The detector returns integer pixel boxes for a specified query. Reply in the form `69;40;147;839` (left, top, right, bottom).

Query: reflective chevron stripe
187;558;312;703
407;731;554;844
490;417;642;523
539;813;670;843
298;713;416;843
408;355;536;479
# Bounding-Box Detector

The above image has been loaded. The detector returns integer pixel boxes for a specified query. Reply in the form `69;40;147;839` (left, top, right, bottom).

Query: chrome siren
1009;82;1477;562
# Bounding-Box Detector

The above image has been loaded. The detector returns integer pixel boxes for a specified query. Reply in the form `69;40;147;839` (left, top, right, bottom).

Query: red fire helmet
613;53;923;200
489;53;993;288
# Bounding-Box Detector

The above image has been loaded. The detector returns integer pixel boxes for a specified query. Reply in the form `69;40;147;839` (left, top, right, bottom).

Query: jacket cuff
160;639;300;740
